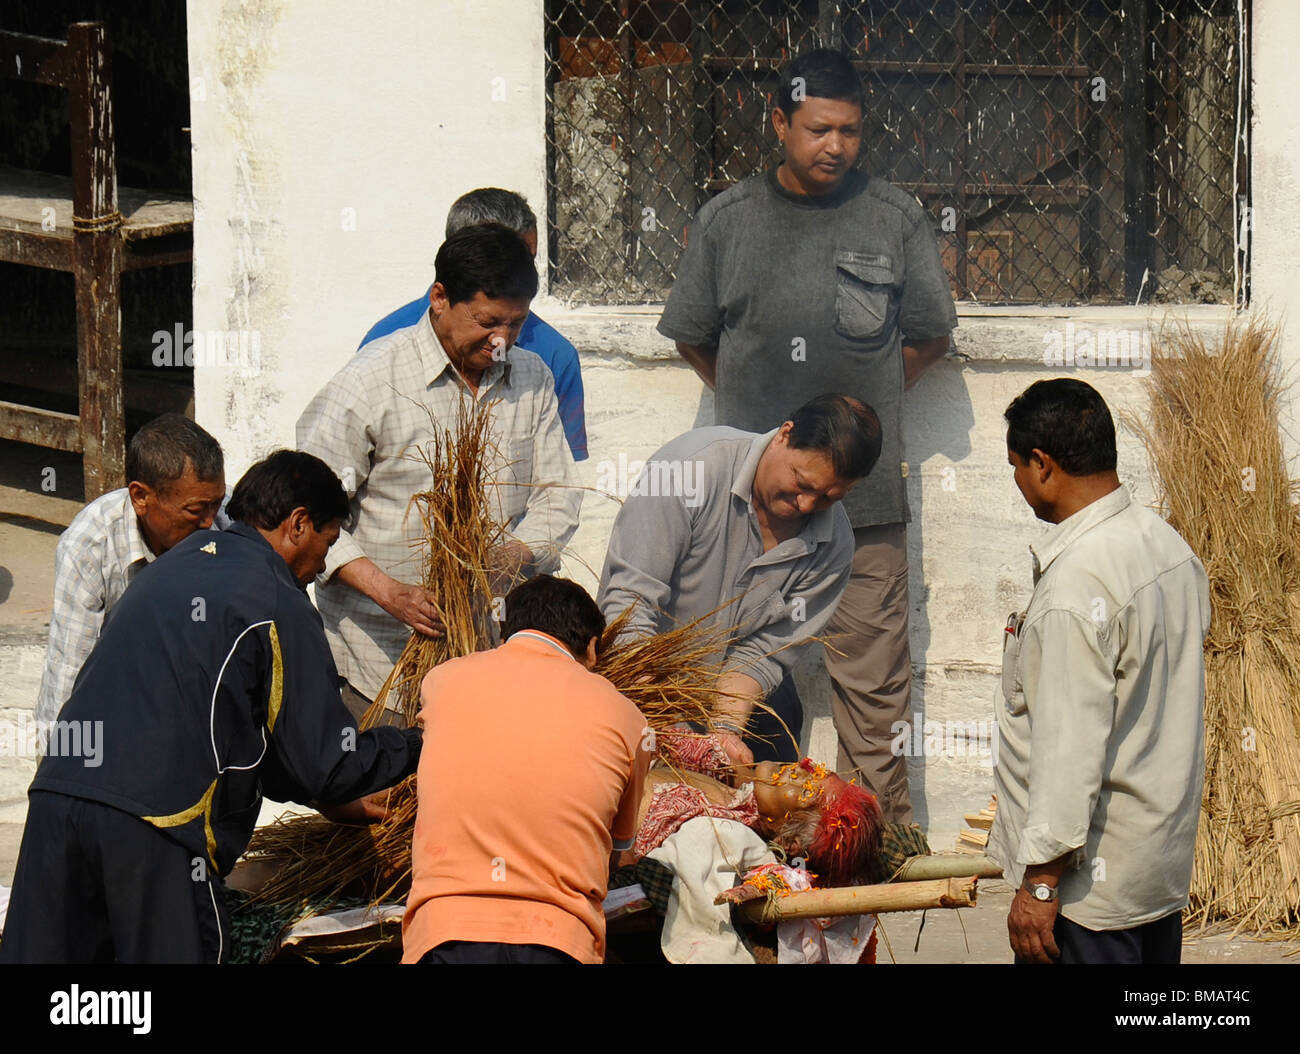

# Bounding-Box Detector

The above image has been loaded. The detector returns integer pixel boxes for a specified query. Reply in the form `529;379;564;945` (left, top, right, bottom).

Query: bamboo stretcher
722;875;978;923
252;857;998;962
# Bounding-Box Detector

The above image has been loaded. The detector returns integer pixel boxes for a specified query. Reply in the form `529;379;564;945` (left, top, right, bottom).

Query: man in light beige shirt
988;378;1211;964
297;225;580;717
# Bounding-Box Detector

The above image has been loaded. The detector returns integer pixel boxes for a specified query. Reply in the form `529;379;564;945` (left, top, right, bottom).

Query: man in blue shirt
361;188;588;461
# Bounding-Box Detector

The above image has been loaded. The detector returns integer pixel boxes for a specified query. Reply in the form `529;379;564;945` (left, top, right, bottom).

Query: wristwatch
1022;879;1058;902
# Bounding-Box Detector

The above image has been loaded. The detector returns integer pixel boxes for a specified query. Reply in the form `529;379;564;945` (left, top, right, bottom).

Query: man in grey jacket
598;394;881;769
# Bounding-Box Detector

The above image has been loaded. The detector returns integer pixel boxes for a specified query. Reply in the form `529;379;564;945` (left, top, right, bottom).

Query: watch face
1034;886;1051;901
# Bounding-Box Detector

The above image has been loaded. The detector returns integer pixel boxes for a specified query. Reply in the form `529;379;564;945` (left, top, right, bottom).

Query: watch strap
1021;878;1059;902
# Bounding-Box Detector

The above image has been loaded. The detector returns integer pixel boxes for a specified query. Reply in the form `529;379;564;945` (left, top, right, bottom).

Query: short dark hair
433;223;538;306
786;394;883;480
1004;378;1118;476
445;188;537;238
226;450;350;531
126;413;224;493
501;575;605;660
777;48;864;117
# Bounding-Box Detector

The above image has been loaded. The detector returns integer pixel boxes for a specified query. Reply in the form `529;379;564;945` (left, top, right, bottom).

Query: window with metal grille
543;1;1249;306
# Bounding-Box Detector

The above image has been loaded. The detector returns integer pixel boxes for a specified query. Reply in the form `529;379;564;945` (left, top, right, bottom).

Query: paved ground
876;881;1299;964
2;439;1298;963
0;440;81;885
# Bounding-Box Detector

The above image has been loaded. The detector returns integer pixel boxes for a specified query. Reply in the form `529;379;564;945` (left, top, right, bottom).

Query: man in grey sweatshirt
598;394;881;769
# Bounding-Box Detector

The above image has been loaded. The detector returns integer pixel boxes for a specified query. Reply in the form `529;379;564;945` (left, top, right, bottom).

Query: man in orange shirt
402;576;651;964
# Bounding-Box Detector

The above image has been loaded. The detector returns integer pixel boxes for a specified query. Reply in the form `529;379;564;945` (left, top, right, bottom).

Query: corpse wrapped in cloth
611;725;887;964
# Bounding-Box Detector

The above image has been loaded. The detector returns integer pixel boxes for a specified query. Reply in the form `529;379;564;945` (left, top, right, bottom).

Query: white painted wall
558;306;1225;845
188;0;1287;847
187;0;548;473
1249;0;1300;464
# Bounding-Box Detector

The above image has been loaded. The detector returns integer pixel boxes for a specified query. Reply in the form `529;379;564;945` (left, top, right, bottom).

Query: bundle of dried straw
1134;318;1300;935
245;398;730;909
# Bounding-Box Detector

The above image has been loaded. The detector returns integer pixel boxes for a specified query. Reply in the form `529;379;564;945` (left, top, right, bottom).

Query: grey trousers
824;522;915;824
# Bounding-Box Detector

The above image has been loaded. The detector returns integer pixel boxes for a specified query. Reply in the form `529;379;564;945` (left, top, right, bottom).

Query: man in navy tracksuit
0;450;421;963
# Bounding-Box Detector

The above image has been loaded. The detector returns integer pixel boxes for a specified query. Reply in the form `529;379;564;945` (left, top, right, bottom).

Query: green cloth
225;891;377;964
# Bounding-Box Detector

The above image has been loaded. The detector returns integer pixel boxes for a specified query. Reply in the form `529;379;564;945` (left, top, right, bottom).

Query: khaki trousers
824;523;915;824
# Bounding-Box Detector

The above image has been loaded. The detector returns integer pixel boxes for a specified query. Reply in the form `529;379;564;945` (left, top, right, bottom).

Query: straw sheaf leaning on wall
1131;318;1300;936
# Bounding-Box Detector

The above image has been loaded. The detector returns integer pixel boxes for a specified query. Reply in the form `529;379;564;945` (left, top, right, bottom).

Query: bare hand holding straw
488;538;535;598
335;556;445;638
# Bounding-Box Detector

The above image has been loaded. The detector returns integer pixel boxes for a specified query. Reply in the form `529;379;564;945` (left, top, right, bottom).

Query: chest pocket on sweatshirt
834;250;898;344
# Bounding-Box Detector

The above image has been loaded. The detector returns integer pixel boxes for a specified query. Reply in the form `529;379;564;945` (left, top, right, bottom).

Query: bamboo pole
891;854;1003;882
731;876;978;922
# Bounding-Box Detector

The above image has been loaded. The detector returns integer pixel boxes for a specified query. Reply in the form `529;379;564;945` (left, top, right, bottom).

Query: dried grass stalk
593;607;732;725
248;397;502;906
1130;317;1300;935
364;396;506;728
246;401;732;909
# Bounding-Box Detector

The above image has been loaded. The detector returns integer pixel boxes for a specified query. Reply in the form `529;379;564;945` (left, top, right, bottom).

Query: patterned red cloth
630;780;760;861
655;726;731;779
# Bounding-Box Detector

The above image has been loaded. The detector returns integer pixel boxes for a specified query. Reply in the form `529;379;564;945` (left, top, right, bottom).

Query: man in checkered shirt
297;224;581;721
35;414;227;724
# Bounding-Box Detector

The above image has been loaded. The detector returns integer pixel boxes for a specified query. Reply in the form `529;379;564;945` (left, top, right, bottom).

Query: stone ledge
531;297;1240;366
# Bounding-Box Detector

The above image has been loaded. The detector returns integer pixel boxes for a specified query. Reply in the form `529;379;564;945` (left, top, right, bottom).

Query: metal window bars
543;0;1248;306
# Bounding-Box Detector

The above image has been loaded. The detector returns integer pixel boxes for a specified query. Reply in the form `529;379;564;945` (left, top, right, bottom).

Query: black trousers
418;941;579;964
746;674;804;764
0;791;229;964
1016;910;1183;964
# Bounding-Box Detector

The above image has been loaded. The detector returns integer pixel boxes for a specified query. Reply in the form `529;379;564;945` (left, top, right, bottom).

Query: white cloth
736;863;876;964
646;815;775;964
778;912;876;964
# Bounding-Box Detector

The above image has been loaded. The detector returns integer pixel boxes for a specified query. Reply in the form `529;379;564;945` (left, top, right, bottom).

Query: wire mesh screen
543;1;1248;306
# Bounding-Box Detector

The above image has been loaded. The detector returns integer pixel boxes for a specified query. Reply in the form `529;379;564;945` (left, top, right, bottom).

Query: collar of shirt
413;300;512;393
222;521;306;590
765;166;869;209
118;490;157;568
1029;484;1131;582
505;629;579;662
730;428;839;551
731;429;776;505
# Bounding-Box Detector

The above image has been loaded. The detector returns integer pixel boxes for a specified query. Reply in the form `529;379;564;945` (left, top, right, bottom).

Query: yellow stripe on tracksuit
266;622;284;733
142;777;220;868
141;621;285;869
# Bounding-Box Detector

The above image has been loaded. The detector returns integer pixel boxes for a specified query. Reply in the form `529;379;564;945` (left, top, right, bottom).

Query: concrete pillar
1250;0;1300;459
186;0;548;477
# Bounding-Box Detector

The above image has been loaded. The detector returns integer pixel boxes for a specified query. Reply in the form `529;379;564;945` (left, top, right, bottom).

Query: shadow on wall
902;358;976;831
691;385;714;429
